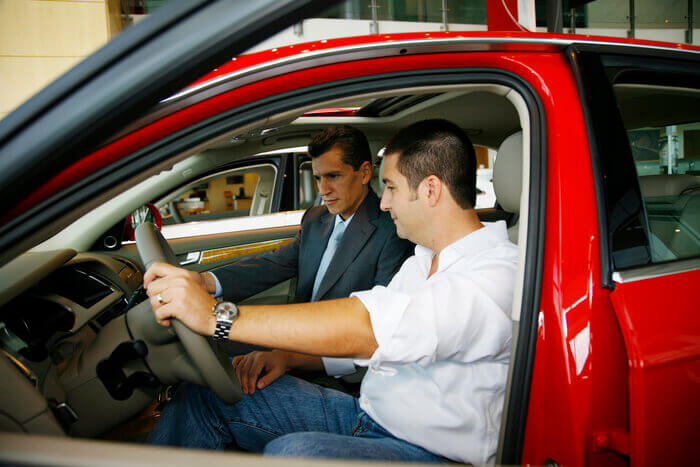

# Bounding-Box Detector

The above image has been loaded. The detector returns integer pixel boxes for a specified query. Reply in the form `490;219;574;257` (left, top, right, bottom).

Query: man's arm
232;298;376;358
144;262;378;359
210;232;300;301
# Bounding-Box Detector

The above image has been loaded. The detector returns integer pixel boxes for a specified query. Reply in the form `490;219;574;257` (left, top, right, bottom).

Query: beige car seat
493;131;523;243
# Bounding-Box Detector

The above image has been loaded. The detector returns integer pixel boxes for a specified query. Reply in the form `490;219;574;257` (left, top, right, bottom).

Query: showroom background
1;0;698;122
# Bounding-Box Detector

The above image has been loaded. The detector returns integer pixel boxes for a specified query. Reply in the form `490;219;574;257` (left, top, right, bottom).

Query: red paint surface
610;271;700;467
518;50;612;467
486;0;526;32
191;32;699;87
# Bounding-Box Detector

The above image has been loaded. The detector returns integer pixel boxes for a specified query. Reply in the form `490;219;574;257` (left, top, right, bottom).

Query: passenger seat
493;131;523;244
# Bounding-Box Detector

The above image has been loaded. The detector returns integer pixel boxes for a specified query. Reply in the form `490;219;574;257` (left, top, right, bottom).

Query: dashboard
0;249;149;437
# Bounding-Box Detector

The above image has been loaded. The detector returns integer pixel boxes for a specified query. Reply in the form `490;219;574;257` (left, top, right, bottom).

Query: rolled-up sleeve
352;275;512;369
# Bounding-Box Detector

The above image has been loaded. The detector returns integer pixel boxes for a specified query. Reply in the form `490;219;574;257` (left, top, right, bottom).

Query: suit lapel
314;190;379;300
298;210;334;301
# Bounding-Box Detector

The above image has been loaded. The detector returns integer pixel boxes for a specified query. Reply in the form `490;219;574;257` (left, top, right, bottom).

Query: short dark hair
384;119;477;209
308;125;372;170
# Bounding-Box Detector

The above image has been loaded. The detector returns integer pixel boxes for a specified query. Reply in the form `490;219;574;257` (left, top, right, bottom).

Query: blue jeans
149;375;444;462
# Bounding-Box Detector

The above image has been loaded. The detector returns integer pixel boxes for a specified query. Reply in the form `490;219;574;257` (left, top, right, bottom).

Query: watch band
214;320;232;340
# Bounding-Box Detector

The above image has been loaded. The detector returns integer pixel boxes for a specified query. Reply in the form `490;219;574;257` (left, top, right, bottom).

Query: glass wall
534;0;697;42
318;0;487;25
119;0;698;45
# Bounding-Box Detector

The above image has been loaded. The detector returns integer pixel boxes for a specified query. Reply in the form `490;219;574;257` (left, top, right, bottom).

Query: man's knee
263;433;327;457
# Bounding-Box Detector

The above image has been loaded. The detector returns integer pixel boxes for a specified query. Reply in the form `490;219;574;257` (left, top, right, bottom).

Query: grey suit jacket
213;189;413;303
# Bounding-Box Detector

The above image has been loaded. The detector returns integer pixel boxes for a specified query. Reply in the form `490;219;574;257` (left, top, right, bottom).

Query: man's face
312;145;370;219
379;153;421;241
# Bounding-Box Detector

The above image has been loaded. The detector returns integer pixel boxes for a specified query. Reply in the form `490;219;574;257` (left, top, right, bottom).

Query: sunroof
303;107;362;116
357;94;442;117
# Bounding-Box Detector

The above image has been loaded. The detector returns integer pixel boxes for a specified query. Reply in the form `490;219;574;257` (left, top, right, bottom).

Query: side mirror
124;203;162;241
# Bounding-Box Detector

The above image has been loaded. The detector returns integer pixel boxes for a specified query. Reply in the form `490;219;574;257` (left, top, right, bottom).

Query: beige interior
0;83;530;465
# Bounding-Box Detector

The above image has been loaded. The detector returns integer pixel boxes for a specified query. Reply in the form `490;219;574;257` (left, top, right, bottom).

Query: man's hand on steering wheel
144;262;219;336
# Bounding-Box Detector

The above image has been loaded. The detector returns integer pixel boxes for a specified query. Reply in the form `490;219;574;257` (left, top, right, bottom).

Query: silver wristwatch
212;301;238;341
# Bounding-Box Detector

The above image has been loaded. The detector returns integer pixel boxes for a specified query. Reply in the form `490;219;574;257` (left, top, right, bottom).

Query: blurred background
1;0;698;121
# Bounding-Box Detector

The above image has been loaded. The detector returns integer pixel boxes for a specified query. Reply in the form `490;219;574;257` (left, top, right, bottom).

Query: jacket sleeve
210;211;312;302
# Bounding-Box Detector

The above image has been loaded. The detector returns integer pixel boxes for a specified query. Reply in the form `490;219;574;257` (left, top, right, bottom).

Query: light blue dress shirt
310;213;354;301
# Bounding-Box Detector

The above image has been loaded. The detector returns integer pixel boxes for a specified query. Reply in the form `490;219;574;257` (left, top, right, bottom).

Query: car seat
493;131;523;243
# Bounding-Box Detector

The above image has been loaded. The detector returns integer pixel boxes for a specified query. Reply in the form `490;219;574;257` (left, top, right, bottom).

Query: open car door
0;0;342;266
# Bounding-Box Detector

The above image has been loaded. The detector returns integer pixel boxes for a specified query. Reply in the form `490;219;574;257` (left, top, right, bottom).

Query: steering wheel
135;222;242;404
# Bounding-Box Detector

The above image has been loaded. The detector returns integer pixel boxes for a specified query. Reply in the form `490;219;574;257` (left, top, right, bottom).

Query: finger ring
157;293;165;305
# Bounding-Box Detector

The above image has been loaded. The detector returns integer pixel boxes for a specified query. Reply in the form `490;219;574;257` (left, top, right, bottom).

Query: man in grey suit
196;126;412;393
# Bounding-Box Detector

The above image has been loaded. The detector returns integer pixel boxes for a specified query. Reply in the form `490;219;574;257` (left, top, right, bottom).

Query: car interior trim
0;249;78;308
199;238;294;264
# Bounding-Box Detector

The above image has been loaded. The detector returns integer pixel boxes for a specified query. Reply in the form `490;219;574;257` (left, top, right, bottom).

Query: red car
0;1;698;466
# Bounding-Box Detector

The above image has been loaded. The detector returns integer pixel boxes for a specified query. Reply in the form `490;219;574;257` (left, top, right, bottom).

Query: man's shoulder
370;206;396;230
301;205;330;226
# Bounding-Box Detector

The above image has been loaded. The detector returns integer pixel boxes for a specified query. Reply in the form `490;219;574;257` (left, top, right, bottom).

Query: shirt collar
414;221;509;273
335;212;355;227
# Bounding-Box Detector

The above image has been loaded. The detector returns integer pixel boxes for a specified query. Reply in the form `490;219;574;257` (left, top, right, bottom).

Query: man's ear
360;160;372;184
421;175;442;207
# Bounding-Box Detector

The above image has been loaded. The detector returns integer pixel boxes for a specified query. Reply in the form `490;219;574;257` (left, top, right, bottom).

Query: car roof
190;31;700;88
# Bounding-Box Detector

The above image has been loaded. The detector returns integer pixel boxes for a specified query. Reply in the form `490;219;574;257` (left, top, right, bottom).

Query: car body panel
610;270;700;467
519;50;610;465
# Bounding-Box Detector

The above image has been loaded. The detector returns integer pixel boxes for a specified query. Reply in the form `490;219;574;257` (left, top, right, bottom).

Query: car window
159;163;277;226
619;87;700;263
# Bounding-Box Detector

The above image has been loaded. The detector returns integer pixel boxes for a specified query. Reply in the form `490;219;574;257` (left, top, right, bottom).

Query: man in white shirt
146;119;518;464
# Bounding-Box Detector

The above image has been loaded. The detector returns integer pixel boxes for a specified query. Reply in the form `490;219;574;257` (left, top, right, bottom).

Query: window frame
156;161;281;226
568;45;700;287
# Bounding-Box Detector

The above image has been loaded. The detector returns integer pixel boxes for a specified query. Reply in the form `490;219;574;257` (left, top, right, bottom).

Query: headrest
638;174;700;198
493;131;523;214
370;157;385;196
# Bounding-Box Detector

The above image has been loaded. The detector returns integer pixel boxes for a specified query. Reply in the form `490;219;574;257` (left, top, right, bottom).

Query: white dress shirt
351;221;518;464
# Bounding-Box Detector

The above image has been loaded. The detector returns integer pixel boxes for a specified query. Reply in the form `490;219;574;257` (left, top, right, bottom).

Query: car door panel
117;225;299;304
609;268;700;467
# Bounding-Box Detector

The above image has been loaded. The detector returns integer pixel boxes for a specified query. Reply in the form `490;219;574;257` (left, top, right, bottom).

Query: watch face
216;302;237;321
